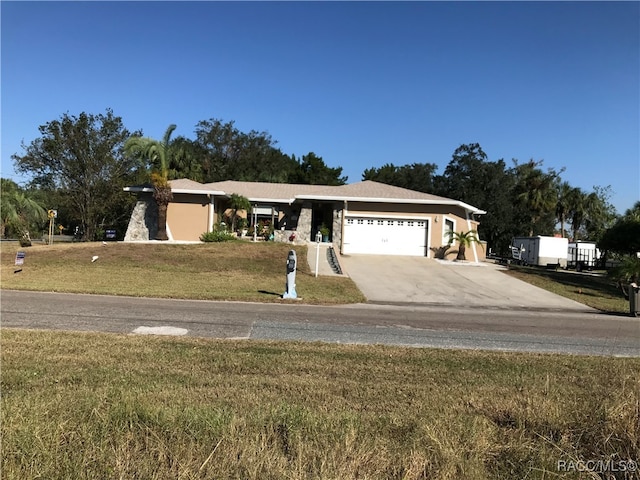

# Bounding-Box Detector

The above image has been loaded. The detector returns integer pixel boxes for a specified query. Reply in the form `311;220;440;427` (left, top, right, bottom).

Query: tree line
6;109;346;242
363;143;622;254
4;109;638;267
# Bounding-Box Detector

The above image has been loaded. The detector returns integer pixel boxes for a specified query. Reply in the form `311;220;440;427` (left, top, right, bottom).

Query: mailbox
630;283;640;317
283;250;297;299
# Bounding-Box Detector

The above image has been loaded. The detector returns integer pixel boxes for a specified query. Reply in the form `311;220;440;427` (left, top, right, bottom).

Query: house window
387;220;394;226
443;218;455;245
408;221;414;227
397;221;404;226
367;219;374;225
347;218;353;225
357;219;364;225
417;221;425;227
377;220;384;225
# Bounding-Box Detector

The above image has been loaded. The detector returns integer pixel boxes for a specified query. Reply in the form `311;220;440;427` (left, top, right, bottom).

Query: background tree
600;214;640;291
168;136;206;182
564;187;590;241
0;179;47;241
512;160;561;236
11;109;142;241
194;119;297;183
600;219;640;256
292;152;347;185
555;181;574;238
623;201;640;222
434;144;517;254
125;124;182;241
582;186;617;242
194;118;347;185
600;199;640;257
362;162;437;192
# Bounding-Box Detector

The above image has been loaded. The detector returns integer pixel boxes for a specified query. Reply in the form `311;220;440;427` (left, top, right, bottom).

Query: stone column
296;202;313;243
124;195;158;241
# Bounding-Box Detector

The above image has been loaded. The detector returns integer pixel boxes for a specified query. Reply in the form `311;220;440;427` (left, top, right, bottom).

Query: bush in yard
200;230;236;242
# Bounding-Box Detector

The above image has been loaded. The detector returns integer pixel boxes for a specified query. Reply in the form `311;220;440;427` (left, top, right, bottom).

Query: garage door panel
343;217;427;256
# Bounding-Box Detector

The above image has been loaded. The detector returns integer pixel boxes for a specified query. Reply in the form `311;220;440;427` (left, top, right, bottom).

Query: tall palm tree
517;168;557;236
555;181;573;238
125;125;177;241
446;230;482;261
567;187;587;241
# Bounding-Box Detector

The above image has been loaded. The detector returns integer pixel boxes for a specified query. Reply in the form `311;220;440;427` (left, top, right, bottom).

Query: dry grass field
2;329;638;480
2;241;637;479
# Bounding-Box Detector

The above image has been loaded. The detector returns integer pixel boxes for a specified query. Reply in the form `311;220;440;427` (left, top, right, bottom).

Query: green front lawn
503;264;629;314
0;241;365;305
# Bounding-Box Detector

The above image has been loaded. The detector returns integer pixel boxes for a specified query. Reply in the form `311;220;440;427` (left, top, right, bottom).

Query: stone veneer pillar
296;202;313;243
124;195;158;241
331;203;342;247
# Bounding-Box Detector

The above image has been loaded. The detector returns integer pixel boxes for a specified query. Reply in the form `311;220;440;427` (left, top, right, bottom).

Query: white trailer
567;241;600;270
511;236;569;268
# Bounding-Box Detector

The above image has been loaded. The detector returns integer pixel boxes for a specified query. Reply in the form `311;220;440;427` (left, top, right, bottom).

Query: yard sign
15;251;26;266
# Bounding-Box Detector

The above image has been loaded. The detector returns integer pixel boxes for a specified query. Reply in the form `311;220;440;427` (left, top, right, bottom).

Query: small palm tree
0;180;47;241
228;193;251;232
125;125;178;241
446;230;482;261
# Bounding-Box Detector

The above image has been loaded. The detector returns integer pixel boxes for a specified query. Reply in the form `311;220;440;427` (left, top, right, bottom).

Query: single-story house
123;179;487;261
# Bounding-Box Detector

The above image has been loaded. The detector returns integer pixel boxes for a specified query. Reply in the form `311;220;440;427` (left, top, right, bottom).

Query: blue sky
2;1;638;214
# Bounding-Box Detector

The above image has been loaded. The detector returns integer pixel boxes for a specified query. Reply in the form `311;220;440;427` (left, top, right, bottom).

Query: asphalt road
2;290;639;357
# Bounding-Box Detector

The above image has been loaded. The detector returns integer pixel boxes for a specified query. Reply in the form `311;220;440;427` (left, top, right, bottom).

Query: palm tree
517;171;557;235
555;181;573;238
513;160;561;236
124;125;178;241
228;193;251;232
446;230;482;261
0;179;47;242
567;187;587;241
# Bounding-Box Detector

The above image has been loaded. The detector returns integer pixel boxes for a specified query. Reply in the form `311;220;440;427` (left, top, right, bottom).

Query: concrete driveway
338;255;595;312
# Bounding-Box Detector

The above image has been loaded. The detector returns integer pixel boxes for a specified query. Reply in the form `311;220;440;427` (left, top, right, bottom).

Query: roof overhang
242;197;297;204
123;184;486;215
123;186;226;195
294;194;486;215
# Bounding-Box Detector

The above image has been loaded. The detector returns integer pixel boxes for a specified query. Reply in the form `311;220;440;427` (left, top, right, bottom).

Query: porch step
326;246;343;275
306;243;344;276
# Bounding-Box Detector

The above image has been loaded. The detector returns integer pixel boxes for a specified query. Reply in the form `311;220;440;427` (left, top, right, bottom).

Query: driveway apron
338;255;595;312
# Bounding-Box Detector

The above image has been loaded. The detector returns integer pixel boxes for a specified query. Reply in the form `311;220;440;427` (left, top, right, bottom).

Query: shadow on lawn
258;290;282;297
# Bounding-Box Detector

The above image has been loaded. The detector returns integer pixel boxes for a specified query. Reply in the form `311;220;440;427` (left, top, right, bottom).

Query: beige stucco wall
161;194;486;260
167;194;210;241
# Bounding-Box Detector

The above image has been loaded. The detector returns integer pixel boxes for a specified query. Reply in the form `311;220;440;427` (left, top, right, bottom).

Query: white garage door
342;217;428;256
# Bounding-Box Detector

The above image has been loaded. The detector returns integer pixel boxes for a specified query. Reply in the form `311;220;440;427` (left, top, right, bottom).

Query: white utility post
253;204;258;242
315;231;322;277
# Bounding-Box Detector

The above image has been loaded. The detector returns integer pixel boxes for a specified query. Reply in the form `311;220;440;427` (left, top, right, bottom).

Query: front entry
311;203;333;241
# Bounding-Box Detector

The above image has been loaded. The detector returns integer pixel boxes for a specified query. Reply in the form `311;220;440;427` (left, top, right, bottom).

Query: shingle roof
170;178;225;194
164;179;485;214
